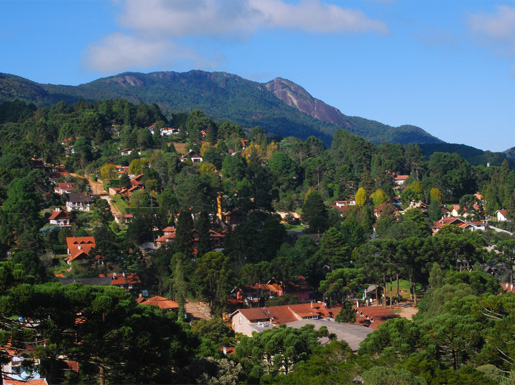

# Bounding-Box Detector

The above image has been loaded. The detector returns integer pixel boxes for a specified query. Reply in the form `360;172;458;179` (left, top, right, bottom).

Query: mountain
504;147;515;159
0;70;442;146
419;143;510;167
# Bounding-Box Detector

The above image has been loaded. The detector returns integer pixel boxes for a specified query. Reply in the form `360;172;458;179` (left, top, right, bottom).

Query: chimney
113;273;117;279
123;272;126;278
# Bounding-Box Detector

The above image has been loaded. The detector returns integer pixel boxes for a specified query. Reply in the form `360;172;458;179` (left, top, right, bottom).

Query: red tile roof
501;283;515;292
354;306;400;329
109;272;141;286
66;237;96;261
49;209;70;220
238;303;339;325
4;379;48;385
140;296;179;310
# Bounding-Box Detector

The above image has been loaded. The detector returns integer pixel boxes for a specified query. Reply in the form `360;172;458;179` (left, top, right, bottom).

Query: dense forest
1;98;515;384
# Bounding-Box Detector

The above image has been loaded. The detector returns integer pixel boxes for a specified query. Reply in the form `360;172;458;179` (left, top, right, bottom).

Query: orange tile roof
49;210;70;220
4;378;48;385
501;283;515;292
354;306;400;329
66;237;96;261
108;273;141;286
140;296;179;310
238;303;339;325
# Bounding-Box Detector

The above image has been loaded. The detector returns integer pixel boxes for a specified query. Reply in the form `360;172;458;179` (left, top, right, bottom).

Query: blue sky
1;0;514;152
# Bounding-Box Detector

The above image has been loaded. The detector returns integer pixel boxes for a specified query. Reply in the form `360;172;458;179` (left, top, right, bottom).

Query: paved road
287;319;373;351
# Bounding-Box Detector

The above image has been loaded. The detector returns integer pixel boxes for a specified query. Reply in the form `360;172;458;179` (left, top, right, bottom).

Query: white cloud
249;0;388;34
83;33;219;73
469;5;515;56
118;0;388;36
118;0;261;37
84;0;387;73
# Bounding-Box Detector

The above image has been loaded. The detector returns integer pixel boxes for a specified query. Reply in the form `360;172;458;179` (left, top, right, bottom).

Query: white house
48;209;71;227
160;127;179;136
66;193;92;211
497;209;509;222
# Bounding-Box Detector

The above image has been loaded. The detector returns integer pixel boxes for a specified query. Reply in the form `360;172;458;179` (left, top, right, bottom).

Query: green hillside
0;70;442;146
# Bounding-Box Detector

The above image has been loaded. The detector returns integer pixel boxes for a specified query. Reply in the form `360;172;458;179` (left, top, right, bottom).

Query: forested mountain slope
0;71;442;146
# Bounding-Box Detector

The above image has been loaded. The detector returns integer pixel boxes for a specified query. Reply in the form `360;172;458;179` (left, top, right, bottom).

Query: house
139;296;179;312
235;277;314;306
160;127;179;136
124;214;134;224
241;139;248;150
100;272;141;291
223;210;242;227
66;193;92;211
497;209;509;222
393;175;409;186
54;182;75;195
30;158;45;170
120;148;133;156
155;226;176;246
208;229;225;249
65;236;96;264
501;283;515;293
130;173;144;187
450;204;460;217
1;336;46;384
373;203;400;220
115;165;130;175
4;378;48;385
156;226;225;250
180;150;203;163
432;217;487;234
283;276;315;301
231;303;340;337
48;209;71;227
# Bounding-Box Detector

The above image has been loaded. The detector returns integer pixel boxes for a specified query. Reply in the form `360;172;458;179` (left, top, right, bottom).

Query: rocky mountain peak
266;77;351;128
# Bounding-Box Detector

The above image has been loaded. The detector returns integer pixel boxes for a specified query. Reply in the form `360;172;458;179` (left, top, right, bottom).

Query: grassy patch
112;194;128;216
385;279;423;300
173;142;188;154
283;223;306;232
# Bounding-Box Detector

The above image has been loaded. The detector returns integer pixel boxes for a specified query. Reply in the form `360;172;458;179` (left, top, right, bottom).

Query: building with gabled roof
393;174;409;186
54;182;75;195
65;236;96;264
432;217;488;234
155;226;176;246
231;302;340;337
101;272;141;291
180;150;203;163
497;209;509;222
139;296;179;312
66;193;92;211
48;209;71;227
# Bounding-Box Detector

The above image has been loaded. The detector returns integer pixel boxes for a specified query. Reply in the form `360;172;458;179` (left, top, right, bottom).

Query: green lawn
282;223;306;232
51;257;70;277
385;279;423;300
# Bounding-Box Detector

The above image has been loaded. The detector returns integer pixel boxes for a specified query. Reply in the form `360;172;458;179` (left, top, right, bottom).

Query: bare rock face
266;77;352;128
106;74;145;87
